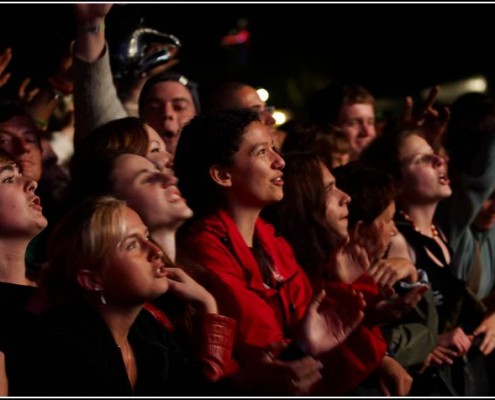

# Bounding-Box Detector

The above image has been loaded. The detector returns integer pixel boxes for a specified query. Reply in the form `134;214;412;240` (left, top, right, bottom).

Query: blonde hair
41;196;128;306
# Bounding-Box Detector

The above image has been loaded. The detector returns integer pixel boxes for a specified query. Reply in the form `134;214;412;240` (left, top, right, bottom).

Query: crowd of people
0;3;495;396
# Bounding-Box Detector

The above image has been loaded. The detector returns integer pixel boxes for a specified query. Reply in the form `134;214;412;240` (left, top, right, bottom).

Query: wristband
78;22;105;34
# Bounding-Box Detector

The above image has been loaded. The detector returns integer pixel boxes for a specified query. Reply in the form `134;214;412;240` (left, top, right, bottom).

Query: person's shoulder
388;232;415;263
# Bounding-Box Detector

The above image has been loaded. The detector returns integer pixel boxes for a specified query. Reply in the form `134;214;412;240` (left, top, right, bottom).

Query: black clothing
395;212;485;333
20;301;213;396
0;282;38;395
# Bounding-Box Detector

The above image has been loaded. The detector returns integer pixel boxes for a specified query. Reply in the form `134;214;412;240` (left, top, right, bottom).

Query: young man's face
338;103;376;160
0;115;42;182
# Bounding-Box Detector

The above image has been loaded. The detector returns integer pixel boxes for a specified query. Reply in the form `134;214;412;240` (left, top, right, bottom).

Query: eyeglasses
263;105;275;116
249;105;275;117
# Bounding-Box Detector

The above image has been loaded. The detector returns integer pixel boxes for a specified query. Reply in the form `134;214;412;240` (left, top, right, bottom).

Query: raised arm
72;3;127;145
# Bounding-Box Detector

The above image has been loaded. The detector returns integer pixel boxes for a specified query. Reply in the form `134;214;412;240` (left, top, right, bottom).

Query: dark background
1;3;494;117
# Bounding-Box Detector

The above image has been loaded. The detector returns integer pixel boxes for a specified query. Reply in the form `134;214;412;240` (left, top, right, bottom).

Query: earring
99;290;107;306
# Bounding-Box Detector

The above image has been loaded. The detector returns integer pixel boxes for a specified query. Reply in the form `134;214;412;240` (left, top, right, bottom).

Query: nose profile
340;188;351;205
273;151;285;169
147;239;164;261
158;171;177;188
24;177;37;192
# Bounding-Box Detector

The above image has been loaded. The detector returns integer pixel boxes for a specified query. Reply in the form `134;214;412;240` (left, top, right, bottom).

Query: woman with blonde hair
22;196;229;396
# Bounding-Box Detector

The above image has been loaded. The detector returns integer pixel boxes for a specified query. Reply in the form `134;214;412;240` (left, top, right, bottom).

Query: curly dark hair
174;108;260;220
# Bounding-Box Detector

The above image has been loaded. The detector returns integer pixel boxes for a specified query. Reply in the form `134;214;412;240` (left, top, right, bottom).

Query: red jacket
182;209;313;361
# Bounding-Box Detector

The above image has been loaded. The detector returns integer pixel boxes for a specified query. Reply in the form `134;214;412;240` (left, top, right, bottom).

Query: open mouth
438;173;450;185
155;264;167;277
29;196;42;211
271;176;284;186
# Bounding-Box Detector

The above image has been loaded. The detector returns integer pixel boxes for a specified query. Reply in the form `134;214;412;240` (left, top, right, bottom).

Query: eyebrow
121;227;150;243
325;180;335;190
0;128;37;136
171;97;191;103
0;164;16;174
131;168;154;181
147;96;191;104
248;142;268;155
131;166;162;182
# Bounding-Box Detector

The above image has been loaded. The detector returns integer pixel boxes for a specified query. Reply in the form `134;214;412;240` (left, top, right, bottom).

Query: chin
34;219;48;232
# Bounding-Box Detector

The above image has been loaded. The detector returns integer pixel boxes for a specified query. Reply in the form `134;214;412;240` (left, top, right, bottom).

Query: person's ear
209;165;232;187
352;220;368;246
77;269;103;291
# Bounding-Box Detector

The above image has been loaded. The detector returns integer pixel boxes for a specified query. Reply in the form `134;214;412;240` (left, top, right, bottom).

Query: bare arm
0;351;7;396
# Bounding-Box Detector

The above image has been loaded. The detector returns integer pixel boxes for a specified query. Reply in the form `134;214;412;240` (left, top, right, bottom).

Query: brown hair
66;117;150;210
266;151;335;280
360;128;423;181
333;162;395;229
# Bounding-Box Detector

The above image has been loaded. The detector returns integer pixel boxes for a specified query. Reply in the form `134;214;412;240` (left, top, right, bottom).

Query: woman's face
398;134;451;204
97;207;169;305
359;201;398;261
224;121;285;208
111;153;192;231
145;124;173;174
321;163;351;240
0;161;47;238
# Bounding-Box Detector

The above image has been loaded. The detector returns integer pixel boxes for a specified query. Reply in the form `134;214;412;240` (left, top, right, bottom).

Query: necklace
399;210;439;238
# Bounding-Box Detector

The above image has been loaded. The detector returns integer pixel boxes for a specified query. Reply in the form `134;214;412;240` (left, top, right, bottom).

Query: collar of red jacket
196;209;301;294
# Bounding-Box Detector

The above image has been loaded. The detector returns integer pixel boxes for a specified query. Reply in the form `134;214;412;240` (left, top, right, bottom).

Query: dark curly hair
174;109;260;220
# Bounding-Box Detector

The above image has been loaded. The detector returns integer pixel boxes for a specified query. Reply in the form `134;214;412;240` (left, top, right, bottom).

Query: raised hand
0;48;12;88
165;267;218;314
298;289;366;356
18;78;40;105
402;85;450;149
73;3;113;62
73;3;113;23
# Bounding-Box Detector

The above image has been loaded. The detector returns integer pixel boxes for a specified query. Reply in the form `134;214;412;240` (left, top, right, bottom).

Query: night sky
0;2;494;116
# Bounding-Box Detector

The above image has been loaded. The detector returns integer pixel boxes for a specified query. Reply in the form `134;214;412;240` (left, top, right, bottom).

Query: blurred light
466;77;487;92
273;110;287;126
257;88;269;102
421;75;487;103
220;29;250;46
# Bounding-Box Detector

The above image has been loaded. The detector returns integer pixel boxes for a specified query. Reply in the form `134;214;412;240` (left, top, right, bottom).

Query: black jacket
20;301;212;396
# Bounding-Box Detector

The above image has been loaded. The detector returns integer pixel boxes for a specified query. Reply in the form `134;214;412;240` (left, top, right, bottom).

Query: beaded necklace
399;210;439;238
